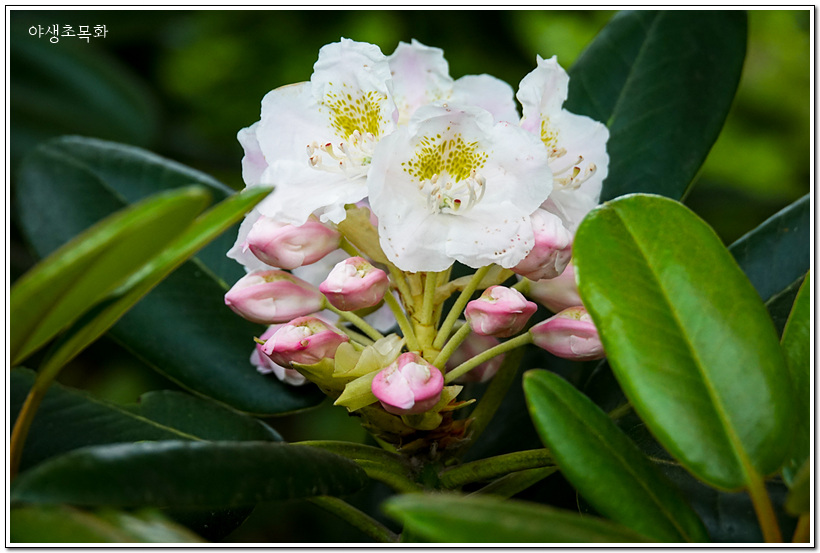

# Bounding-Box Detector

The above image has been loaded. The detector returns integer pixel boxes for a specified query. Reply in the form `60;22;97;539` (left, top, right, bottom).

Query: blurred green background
9;9;811;542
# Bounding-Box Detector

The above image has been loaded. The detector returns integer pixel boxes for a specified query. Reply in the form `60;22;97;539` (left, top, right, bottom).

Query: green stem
421;271;439;327
439;448;553;489
309;496;399;543
793;514;810;543
747;471;783;542
339;237;362;258
512;277;530;294
444;332;532;384
384;292;420;351
386;264;414;312
453;347;524;458
432;322;472;369
434;265;491;350
325;301;385;342
607;402;632;420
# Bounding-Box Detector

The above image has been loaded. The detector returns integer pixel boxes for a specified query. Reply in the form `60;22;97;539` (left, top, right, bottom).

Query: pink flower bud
465;286;538;338
445;332;504;383
319;257;389;311
513;209;573;281
250;326;307;386
224;270;324;324
262;316;349;367
527;261;583;313
372;352;444;415
530;306;605;361
246;215;340;270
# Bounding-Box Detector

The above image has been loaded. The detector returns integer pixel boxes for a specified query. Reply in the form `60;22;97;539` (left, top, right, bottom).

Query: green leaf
10;368;280;472
11;441;368;508
10;33;158;166
11;505;205;543
15;137;323;414
779;274;810;483
573;194;794;490
729;195;810;303
523;370;708;542
383;494;654;543
567;11;747;200
10;186;210;365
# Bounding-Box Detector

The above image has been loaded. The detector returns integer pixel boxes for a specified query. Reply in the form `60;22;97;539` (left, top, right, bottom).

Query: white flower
389;39;519;125
240;38;397;225
369;104;552;272
518;55;609;232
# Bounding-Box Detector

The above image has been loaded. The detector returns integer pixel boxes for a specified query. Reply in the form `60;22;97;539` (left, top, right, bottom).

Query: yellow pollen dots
403;133;488;183
323;86;387;138
540;117;560;150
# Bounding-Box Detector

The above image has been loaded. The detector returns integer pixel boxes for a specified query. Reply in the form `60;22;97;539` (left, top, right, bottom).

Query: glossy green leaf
384;494;653;543
11;441;368;508
779;274;810;483
523;369;708;542
10;186;210;366
11;506;205;543
729;194;810;303
10;32;158;166
10;368;281;472
574;194;793;491
15;137;324;414
567;11;746;200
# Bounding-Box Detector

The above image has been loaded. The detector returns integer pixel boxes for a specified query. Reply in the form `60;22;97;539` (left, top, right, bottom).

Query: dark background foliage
9;9;810;542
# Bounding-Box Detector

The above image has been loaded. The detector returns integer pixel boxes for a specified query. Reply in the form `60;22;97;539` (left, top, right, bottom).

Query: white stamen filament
305;131;377;179
420;169;487;215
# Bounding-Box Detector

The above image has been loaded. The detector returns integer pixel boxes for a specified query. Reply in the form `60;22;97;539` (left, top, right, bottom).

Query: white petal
237;123;268;186
452;74;519;123
517;55;569;135
389;39;453;123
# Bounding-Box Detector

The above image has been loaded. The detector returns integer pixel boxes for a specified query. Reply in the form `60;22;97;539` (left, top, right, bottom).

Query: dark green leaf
574;194;794;490
524;369;708;542
11;505;204;543
567;11;747;200
10;35;158;166
765;275;806;336
729;195;810;303
383;494;653;543
11;441;368;508
10;186;210;365
15;137;324;414
10;368;280;472
779;274;810;484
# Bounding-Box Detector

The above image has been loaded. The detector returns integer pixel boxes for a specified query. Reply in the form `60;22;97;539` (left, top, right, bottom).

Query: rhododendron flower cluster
225;38;609;454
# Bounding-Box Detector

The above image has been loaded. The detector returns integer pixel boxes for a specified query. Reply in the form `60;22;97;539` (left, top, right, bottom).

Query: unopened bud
465;285;537;337
224;270;324;324
530;306;604;361
513;209;573;281
251;326;307;386
527;261;583;313
246;215;340;270
372;352;444;415
262;316;349;367
320;257;389;311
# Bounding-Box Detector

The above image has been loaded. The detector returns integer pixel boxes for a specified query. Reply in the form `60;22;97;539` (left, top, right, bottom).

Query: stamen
305;131;377;179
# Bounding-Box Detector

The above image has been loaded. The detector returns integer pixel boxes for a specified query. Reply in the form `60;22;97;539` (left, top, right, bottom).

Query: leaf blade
567;11;747;200
573;194;794;490
11;441;368;508
523;369;708;542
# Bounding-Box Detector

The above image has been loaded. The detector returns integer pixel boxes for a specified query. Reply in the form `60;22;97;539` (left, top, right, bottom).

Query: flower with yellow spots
239;38;398;226
518;55;609;232
368;104;553;272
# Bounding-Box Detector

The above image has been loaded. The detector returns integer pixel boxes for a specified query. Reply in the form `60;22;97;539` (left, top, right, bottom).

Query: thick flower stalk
224;38;609;457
